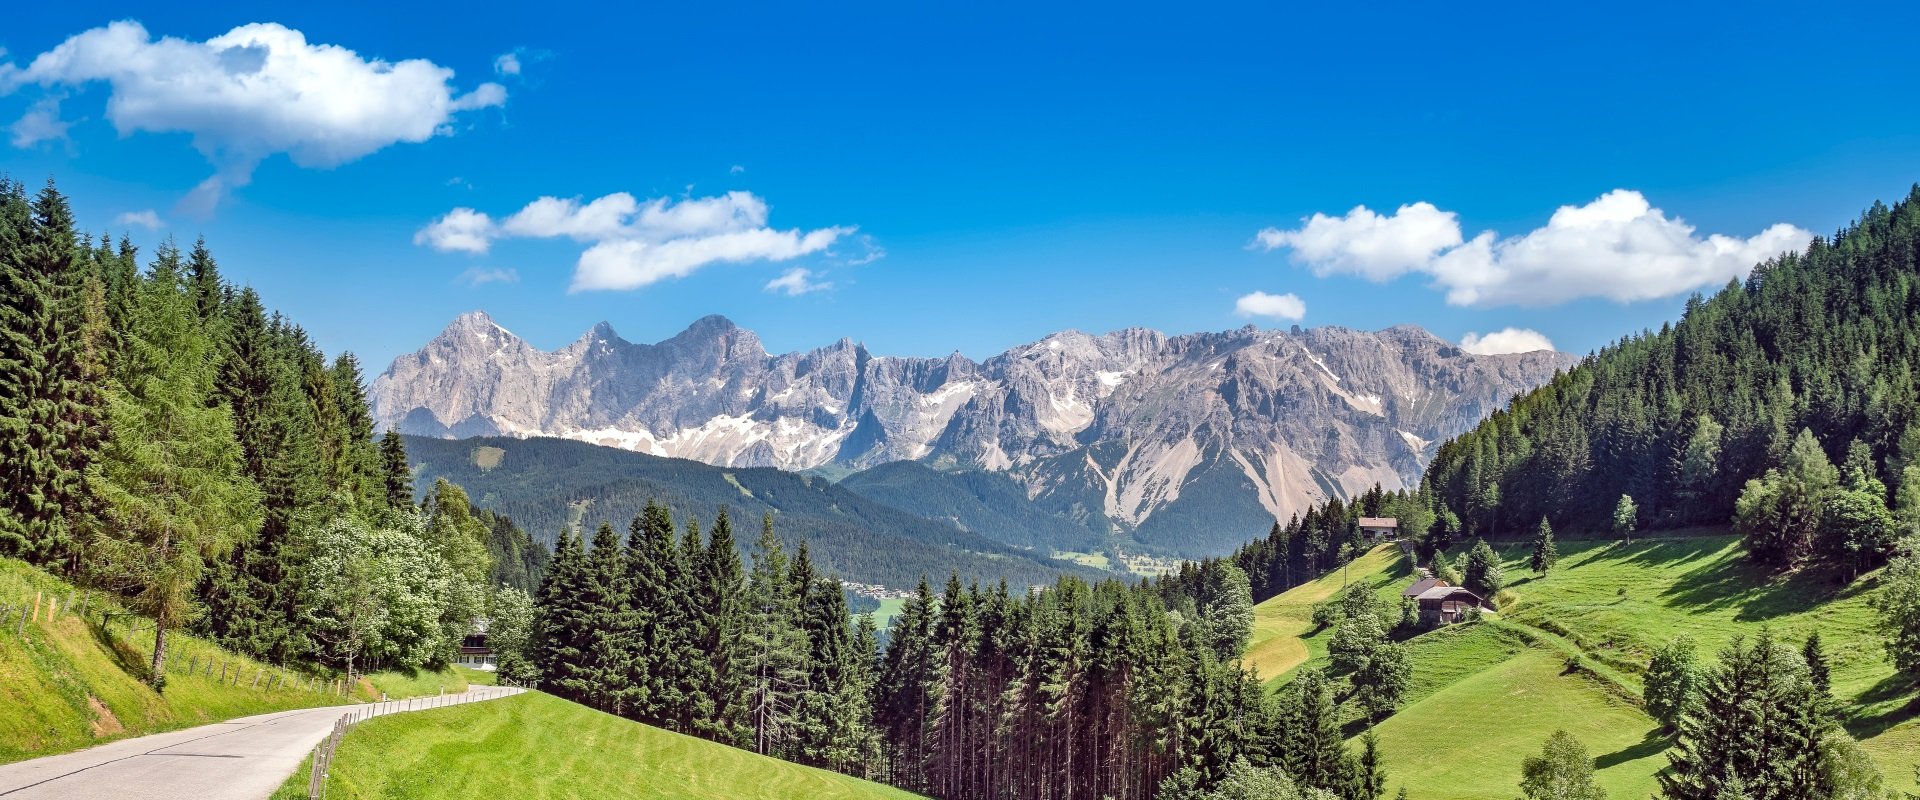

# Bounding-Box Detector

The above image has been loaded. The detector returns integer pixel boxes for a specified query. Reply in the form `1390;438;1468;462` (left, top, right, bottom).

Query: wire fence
305;686;525;800
0;587;355;697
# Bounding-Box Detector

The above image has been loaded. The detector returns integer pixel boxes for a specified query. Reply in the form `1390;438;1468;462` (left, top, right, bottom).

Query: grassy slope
273;691;921;800
1245;538;1920;799
0;558;351;764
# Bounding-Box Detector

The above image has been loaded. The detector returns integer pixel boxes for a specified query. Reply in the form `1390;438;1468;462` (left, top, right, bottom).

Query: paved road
0;686;524;800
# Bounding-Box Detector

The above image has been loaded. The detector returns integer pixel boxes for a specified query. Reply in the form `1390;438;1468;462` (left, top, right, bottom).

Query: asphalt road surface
0;686;524;800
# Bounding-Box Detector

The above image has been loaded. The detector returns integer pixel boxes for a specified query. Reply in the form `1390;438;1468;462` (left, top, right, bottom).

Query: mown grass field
0;557;351;764
1245;536;1920;799
362;667;471;699
272;691;922;800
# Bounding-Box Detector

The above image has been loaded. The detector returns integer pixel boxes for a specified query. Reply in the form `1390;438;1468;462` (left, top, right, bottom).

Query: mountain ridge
373;314;1574;555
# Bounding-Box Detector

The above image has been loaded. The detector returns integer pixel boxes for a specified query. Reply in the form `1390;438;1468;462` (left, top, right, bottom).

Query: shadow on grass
87;619;153;686
1595;730;1669;770
1844;673;1920;741
1653;545;1872;623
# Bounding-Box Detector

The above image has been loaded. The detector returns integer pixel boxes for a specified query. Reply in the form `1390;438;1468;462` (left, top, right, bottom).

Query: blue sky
4;2;1919;371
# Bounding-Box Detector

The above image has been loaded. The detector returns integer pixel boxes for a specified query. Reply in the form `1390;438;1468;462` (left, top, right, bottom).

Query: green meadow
273;691;922;800
1245;536;1920;799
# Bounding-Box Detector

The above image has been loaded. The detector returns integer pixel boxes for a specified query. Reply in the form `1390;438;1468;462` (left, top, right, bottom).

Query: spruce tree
696;509;750;746
578;521;634;715
532;528;590;701
0;179;104;567
1529;517;1558;574
743;514;809;757
1802;632;1831;700
1659;630;1836;800
379;430;413;511
623;501;679;724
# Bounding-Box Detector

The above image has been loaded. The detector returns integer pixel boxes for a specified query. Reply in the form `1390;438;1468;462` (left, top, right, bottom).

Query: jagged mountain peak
371;312;1573;555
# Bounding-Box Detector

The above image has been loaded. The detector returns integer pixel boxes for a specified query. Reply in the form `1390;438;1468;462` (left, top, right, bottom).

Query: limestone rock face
372;312;1572;553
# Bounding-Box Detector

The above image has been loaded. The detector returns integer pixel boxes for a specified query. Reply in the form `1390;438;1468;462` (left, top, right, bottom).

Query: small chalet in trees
456;632;495;671
1358;517;1399;542
1415;585;1484;626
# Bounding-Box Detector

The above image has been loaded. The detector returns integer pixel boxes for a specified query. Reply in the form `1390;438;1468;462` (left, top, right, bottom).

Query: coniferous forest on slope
4;173;1920;800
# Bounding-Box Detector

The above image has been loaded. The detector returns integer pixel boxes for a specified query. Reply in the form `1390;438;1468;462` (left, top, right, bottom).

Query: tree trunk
150;615;169;691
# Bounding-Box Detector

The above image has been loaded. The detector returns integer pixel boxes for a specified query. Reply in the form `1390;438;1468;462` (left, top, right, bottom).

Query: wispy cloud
764;267;831;296
113;209;163;230
417;190;861;292
456;266;519;287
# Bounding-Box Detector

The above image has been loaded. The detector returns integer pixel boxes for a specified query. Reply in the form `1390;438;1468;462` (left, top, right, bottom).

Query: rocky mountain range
370;312;1573;556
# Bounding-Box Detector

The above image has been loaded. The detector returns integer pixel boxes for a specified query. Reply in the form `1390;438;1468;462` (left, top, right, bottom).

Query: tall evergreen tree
1529;517;1558;574
532;528;590;701
743;514;810;757
695;509;750;746
86;249;263;688
379;430;413;511
0;179;105;568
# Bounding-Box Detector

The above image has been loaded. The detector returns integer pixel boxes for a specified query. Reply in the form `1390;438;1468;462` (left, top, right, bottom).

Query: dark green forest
404;434;1100;588
1427;189;1920;542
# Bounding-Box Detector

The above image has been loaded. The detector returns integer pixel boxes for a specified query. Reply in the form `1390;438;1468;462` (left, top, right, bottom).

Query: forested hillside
405;434;1098;589
529;501;1383;800
0;177;530;688
1428;187;1920;538
839;460;1105;552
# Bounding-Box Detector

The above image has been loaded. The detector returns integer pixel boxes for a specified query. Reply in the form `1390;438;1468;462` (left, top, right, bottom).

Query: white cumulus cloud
494;52;521;76
1459;327;1555;355
416;190;861;292
113;209;163;230
1233;291;1307;321
764;267;832;296
1254;202;1462;282
1255;190;1810;307
413;208;495;254
0;21;506;213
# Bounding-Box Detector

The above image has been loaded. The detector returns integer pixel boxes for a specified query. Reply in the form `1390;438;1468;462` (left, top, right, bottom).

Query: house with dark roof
1403;577;1449;599
1415;586;1484;626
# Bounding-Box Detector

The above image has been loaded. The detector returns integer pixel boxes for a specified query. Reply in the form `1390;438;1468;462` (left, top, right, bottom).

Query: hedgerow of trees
0;177;543;684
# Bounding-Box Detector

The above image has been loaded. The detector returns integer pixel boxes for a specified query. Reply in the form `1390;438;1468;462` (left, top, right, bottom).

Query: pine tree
0;179;105;568
1659;630;1836;800
695;509;750;746
379;430;413;511
1529;517;1558;574
743;514;809;757
577;521;634;714
1802;632;1831;704
623;501;679;724
532;528;590;701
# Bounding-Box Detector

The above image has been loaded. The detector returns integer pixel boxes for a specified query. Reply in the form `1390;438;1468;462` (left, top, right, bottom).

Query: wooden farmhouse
1414;585;1484;626
1358;517;1399;542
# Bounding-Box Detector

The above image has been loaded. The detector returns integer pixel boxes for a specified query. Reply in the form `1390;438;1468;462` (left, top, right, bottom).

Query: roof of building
1403;577;1448;597
1416;586;1483;603
1358;517;1398;528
